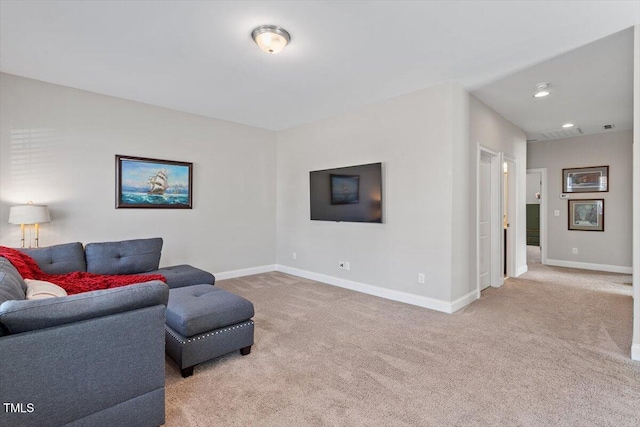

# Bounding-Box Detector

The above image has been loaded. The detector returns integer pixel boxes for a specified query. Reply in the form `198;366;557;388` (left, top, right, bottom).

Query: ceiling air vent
539;127;583;140
603;124;615;130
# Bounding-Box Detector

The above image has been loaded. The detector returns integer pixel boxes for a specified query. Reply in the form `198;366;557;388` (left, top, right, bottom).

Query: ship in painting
148;169;169;195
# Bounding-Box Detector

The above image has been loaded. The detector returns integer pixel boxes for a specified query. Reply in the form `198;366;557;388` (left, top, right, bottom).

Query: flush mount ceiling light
251;25;290;54
533;82;550;98
562;123;574;128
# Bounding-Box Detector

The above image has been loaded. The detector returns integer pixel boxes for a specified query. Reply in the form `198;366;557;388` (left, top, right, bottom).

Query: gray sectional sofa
23;238;215;288
0;238;215;427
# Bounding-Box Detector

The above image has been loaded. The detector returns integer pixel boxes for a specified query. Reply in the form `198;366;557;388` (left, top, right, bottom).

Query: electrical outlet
292;252;297;260
554;210;560;217
418;273;425;284
344;261;350;271
572;248;578;254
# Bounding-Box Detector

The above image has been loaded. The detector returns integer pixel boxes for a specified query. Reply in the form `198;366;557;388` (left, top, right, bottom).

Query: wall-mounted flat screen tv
310;162;382;223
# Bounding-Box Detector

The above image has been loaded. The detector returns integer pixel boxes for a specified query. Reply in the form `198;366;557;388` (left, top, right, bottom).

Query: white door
479;153;492;290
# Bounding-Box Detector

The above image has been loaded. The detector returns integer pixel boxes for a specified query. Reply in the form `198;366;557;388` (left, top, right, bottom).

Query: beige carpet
164;253;639;426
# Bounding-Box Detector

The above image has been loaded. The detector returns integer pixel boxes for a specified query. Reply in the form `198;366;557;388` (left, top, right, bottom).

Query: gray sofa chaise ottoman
1;236;255;424
20;238;254;377
165;284;255;377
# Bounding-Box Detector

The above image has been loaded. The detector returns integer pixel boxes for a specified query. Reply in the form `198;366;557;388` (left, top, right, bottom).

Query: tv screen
310;162;382;223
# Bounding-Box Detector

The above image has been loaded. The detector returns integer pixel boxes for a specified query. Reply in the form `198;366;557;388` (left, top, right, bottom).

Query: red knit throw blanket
0;246;165;295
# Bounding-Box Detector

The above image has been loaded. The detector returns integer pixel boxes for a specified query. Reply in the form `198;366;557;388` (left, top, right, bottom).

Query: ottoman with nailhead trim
165;284;254;377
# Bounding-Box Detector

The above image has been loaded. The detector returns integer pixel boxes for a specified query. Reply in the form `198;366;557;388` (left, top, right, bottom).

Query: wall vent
539;127;583;140
603;124;615;130
526;139;538;143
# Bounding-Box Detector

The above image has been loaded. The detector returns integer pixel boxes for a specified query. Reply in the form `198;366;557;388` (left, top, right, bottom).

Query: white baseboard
632;344;640;362
450;290;479;313
214;264;277;281
212;263;480;314
276;265;477;314
516;265;528;277
545;259;633;274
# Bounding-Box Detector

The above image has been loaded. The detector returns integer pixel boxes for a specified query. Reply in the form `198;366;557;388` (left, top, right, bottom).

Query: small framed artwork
330;174;359;204
116;155;193;209
568;199;604;231
563;165;608;193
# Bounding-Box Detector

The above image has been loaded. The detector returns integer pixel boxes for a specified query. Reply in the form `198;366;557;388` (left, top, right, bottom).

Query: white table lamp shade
8;204;50;225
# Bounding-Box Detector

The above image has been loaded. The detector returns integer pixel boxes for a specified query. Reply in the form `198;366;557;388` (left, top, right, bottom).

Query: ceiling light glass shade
252;25;290;54
8;204;50;225
533;82;550;98
562;123;574;128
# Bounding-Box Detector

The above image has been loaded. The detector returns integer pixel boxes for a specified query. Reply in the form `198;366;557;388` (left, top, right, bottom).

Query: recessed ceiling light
562;123;574;128
251;25;291;54
533;82;550;98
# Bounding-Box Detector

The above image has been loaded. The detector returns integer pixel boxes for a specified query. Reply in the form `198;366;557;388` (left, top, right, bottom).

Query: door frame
526;167;548;265
502;154;517;278
477;146;503;298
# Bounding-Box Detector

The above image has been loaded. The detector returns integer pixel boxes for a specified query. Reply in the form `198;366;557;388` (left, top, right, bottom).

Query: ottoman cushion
166;285;254;337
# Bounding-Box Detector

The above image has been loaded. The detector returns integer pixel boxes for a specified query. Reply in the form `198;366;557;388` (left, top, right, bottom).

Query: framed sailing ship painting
116;155;193;209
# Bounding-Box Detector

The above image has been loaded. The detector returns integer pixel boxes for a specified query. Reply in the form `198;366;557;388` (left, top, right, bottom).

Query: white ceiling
1;1;639;132
472;28;635;141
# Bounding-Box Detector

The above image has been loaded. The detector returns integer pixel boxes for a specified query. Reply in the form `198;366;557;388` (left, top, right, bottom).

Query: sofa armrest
0;280;168;334
0;305;166;427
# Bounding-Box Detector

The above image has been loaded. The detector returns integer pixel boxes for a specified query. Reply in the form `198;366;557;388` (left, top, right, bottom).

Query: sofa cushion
166;285;254;337
0;257;27;336
20;242;87;274
85;238;162;275
143;264;215;289
0;280;169;334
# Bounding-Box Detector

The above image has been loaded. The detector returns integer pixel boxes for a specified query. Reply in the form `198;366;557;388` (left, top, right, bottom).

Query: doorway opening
502;156;517;278
526;168;547;267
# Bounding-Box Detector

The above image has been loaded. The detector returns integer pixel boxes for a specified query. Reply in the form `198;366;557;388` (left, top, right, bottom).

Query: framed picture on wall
562;165;608;193
568;199;604;231
116;155;193;208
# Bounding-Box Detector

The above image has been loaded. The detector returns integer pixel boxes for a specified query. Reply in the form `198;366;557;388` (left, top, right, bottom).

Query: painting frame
568;199;604;232
562;165;609;193
116;155;193;209
330;174;360;205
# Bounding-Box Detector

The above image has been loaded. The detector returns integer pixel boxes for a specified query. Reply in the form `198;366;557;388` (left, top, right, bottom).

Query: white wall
0;73;278;275
277;83;457;304
276;82;526;310
631;24;639;362
450;85;475;301
528;131;633;271
468;95;528;279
